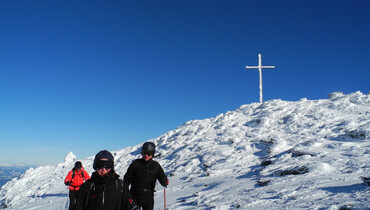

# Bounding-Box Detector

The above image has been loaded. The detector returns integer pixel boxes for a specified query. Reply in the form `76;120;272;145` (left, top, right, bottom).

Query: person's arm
120;180;138;210
123;163;134;189
156;163;168;187
64;170;73;185
83;170;91;180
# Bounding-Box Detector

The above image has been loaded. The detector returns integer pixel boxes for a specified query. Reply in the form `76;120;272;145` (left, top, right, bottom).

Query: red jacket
64;167;90;191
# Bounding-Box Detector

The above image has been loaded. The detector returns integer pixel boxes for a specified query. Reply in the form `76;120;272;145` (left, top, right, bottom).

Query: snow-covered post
245;54;275;103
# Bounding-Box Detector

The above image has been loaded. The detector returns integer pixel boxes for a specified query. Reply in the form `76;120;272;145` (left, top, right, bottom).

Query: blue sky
1;0;369;166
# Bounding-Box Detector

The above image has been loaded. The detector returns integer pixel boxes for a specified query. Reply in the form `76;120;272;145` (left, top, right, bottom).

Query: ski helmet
141;142;156;156
75;161;82;169
93;150;114;170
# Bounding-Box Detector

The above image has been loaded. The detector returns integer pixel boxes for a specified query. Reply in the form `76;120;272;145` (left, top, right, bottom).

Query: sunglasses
141;151;154;156
95;160;113;170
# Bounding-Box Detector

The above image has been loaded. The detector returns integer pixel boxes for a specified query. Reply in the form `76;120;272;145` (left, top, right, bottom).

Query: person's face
95;158;113;177
141;151;153;161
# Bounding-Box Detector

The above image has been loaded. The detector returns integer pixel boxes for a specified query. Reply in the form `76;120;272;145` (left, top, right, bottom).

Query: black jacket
123;159;167;197
76;171;133;210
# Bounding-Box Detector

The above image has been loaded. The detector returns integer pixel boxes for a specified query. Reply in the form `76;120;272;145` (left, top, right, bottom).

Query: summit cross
245;54;275;103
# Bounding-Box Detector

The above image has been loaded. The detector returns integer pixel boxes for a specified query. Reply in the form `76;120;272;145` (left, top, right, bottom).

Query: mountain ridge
1;91;369;209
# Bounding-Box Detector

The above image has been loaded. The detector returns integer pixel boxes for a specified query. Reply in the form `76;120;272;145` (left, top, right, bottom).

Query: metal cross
245;54;275;103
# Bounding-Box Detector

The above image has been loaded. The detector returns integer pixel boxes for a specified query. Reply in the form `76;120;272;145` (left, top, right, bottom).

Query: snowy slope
0;91;369;209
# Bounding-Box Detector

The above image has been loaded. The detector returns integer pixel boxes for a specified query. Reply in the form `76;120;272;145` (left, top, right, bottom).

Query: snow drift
0;91;369;209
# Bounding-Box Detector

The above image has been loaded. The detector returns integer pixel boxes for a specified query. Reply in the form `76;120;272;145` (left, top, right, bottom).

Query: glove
65;181;71;186
164;178;169;187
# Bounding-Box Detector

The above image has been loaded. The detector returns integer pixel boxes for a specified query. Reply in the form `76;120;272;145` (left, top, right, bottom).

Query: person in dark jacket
75;150;136;210
123;142;168;210
65;161;90;210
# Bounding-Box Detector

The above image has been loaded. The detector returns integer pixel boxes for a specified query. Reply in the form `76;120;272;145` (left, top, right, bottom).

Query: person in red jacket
64;161;90;210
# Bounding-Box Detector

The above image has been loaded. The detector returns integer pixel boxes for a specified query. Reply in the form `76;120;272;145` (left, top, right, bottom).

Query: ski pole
164;187;167;210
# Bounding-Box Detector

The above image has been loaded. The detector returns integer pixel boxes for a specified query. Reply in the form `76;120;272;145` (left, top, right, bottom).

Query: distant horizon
0;164;36;167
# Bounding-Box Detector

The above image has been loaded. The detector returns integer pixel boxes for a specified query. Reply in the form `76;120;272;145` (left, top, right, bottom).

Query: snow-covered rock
64;152;76;164
1;91;369;209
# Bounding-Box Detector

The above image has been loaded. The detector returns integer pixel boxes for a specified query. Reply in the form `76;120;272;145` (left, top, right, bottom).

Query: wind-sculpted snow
1;91;369;209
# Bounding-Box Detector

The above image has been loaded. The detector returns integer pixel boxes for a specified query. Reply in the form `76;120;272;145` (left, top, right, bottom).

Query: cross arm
245;66;275;69
245;66;259;69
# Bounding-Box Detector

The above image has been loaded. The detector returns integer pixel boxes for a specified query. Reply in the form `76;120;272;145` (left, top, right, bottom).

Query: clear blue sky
1;0;369;166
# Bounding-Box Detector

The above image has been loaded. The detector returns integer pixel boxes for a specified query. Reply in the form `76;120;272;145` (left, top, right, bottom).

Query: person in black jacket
75;150;137;210
123;142;168;210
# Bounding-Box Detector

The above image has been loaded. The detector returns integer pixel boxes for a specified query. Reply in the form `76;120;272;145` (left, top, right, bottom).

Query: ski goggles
95;160;113;170
141;151;154;156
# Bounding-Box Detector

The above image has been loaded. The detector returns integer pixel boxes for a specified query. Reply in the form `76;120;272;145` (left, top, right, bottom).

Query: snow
0;91;369;209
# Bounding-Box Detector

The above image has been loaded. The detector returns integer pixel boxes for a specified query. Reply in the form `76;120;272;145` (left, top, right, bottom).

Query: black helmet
93;150;114;170
75;161;82;169
141;142;156;156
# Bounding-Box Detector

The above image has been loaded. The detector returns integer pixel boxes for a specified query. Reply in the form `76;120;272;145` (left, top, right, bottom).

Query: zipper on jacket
102;184;105;205
86;182;95;207
146;164;150;181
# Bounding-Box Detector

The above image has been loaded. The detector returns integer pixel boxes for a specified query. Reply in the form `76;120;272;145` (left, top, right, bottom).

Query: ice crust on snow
0;91;369;209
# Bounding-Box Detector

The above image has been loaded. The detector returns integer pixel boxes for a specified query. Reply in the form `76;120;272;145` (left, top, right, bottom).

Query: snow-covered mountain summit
1;91;369;209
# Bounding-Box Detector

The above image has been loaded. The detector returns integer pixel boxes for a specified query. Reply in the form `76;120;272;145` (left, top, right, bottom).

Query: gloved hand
65;181;71;186
163;178;169;187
